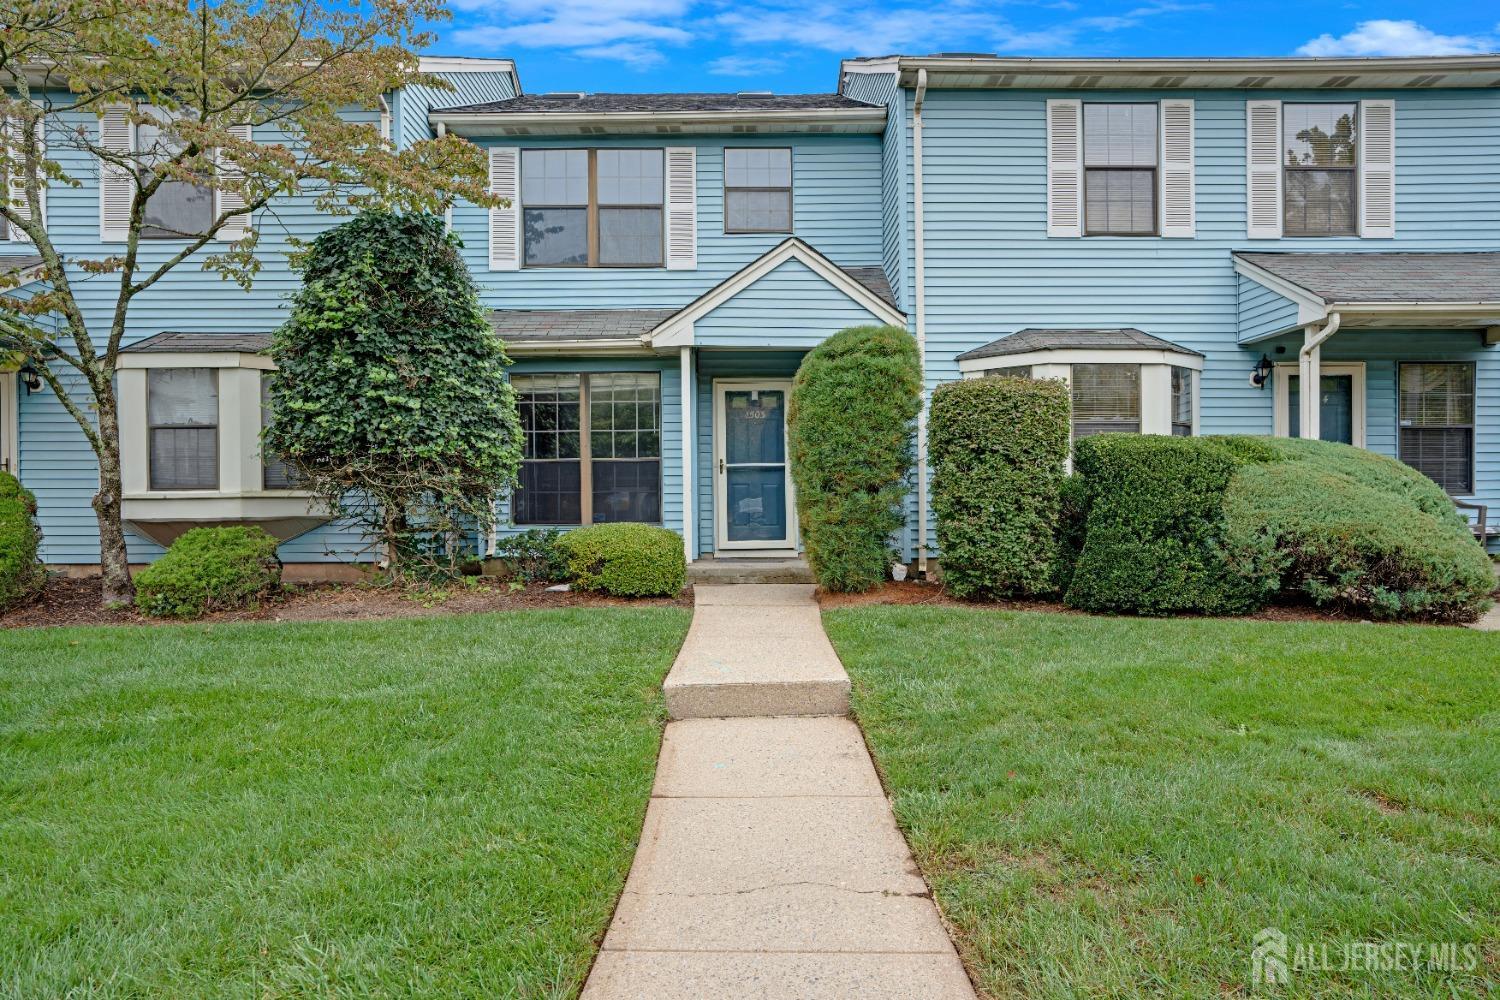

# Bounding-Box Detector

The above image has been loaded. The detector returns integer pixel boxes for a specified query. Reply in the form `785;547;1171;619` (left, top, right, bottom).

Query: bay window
1071;364;1141;438
1283;103;1357;237
1399;362;1474;494
522;148;664;268
1171;366;1193;437
259;374;298;490
513;372;661;525
148;368;218;490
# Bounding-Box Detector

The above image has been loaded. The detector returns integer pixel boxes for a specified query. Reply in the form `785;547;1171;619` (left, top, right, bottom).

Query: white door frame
712;378;797;553
0;371;17;477
1272;361;1366;447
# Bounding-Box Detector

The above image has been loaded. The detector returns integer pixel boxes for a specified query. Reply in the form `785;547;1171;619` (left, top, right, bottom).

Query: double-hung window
1283;103;1357;237
513;372;662;525
1083;104;1157;236
522;148;664;267
1071;364;1141;438
1171;366;1193;437
137;108;214;239
1399;362;1474;494
148;368;218;490
724;148;792;233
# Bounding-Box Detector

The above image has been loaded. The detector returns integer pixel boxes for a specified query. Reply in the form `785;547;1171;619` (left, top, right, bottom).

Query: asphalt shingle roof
434;92;878;115
1234;251;1500;304
489;308;677;343
0;253;42;274
956;328;1202;362
122;332;273;353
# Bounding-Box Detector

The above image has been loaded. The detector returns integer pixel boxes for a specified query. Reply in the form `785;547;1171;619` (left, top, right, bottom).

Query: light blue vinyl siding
493;357;683;543
451;135;885;310
1237;274;1302;343
694;258;890;348
392;69;517;149
900;86;1500;554
841;70;907;312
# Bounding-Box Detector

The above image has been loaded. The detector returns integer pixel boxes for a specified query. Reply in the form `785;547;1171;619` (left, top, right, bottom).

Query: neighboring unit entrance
713;379;796;552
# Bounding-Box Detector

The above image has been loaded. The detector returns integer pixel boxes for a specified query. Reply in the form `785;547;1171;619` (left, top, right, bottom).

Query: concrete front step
687;557;815;585
662;585;850;720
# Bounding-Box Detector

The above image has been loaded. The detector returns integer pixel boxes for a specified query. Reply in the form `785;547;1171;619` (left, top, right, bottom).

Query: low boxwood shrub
0;471;45;610
930;376;1071;598
788;325;922;592
1222;443;1494;622
135;526;283;618
1064;435;1267;616
494;527;567;583
556;523;685;597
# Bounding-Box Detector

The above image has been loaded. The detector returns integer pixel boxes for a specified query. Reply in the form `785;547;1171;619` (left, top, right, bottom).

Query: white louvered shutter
4;116;43;242
99;104;134;243
664;146;696;270
215;123;253;241
488;146;520;271
1158;99;1195;238
1245;99;1282;239
1046;99;1082;238
1359;99;1395;239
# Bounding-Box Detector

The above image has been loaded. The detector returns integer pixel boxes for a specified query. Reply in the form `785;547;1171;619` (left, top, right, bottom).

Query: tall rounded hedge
930;376;1070;598
788;325;922;592
0;471;44;610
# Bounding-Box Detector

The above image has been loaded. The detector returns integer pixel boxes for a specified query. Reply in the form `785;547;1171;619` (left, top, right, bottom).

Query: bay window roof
956;328;1202;364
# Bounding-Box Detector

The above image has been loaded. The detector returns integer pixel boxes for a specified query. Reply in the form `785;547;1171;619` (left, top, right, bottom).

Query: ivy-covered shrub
1222;441;1494;622
930;376;1071;598
556;523;685;597
1064;435;1267;616
493;528;567;583
135;526;282;618
788;325;922;592
0;471;44;610
263;211;522;578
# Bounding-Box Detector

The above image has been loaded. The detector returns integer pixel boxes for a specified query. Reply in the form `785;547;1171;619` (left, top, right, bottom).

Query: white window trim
116;352;312;503
102;105;250;245
0;369;17;476
1271;361;1366;448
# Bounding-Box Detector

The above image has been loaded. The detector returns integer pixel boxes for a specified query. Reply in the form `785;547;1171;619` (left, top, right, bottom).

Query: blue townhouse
4;52;1498;577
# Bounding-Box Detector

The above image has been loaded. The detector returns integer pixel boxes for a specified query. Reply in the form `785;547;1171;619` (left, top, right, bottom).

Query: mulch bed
1;576;693;629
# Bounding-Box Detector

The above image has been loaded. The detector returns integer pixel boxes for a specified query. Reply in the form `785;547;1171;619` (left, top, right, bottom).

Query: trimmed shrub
556;523;685;597
788;325;922;592
1223;445;1494;622
135;526;282;618
1064;435;1266;616
930;376;1071;598
0;471;44;610
494;528;567;583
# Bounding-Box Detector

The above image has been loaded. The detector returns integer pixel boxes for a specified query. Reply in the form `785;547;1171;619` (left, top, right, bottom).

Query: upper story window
1072;363;1141;438
724;148;792;233
521;148;664;268
137;109;214;240
1283;103;1357;237
148;368;218;490
1083;104;1157;237
1399;362;1474;495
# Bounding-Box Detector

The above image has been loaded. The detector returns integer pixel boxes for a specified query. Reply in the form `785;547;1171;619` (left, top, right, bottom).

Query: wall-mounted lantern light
1249;354;1273;390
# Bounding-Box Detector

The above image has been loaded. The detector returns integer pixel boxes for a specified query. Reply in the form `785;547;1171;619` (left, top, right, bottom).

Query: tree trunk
92;381;135;606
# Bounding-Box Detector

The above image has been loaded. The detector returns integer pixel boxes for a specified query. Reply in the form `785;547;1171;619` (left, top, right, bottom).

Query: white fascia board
958;348;1204;374
430;107;887;136
502;339;653;356
121;494;323;515
115;351;275;370
643;238;906;347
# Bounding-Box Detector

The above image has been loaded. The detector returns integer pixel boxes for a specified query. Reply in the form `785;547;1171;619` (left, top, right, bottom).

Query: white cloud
450;0;694;53
708;55;784;76
575;42;670;67
1296;19;1496;57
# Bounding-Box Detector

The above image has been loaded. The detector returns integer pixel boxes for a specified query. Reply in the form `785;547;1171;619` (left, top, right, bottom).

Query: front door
714;380;796;552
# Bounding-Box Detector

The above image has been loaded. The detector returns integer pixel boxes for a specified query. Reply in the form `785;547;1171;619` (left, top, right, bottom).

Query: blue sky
429;3;1499;94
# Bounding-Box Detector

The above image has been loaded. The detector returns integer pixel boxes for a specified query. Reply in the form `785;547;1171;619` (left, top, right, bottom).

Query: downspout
1297;311;1341;440
913;68;930;578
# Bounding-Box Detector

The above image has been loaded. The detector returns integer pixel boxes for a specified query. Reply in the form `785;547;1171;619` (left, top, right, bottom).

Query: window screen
724;148;792;233
590;373;661;523
598;149;663;266
148;368;218;490
1171;366;1193;437
1399;362;1474;494
138;110;214;240
523;148;664;267
1083;104;1157;236
260;375;299;490
522;149;589;267
1071;364;1141;438
1283;104;1357;237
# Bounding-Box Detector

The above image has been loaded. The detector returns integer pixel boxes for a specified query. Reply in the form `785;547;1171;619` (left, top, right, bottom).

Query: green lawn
824;607;1500;999
0;608;691;999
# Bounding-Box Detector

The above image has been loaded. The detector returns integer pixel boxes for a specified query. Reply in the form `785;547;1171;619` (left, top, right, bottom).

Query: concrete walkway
581;585;975;1000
